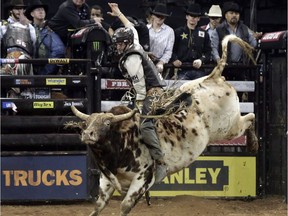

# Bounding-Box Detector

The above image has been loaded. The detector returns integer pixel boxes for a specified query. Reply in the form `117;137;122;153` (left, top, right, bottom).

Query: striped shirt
147;23;175;63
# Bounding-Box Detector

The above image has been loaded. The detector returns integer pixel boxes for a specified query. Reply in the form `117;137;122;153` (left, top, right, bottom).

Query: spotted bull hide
68;35;258;216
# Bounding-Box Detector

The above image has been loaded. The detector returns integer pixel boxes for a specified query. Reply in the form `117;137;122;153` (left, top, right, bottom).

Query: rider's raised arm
107;3;139;45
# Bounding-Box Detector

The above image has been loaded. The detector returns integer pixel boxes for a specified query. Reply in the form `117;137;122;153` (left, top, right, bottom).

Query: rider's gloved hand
135;100;144;114
193;59;202;69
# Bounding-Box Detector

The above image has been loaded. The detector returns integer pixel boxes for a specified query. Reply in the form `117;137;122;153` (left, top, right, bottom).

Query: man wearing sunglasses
201;5;222;38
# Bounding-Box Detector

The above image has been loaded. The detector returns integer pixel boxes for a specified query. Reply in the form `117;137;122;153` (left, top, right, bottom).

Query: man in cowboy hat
147;3;174;74
1;0;36;56
211;1;257;64
171;3;212;80
24;0;65;75
1;0;36;72
0;0;37;98
201;5;222;38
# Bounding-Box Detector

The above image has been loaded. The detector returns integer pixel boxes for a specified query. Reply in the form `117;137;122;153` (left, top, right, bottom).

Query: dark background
1;0;287;33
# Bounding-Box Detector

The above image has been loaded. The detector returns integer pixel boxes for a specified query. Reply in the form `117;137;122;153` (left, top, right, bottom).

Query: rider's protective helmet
112;27;134;47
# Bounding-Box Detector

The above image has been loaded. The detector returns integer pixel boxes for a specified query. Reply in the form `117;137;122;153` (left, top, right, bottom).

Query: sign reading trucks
1;155;87;200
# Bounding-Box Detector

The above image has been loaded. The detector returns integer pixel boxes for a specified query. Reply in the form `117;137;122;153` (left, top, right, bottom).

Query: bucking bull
66;35;258;216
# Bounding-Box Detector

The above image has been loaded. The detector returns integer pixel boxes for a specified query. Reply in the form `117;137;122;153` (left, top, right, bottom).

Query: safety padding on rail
100;101;254;113
0;75;87;88
1;99;87;114
101;79;255;92
209;135;246;146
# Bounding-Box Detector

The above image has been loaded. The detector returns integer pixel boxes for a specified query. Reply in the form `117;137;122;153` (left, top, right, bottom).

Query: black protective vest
3;23;33;55
119;45;166;90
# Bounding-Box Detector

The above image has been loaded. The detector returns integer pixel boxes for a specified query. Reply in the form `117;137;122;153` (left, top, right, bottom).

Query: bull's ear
71;106;89;120
111;108;137;123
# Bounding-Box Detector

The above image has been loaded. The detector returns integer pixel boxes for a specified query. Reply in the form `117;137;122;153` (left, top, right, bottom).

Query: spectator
107;2;168;184
211;1;257;64
201;5;222;38
25;0;66;75
171;3;212;80
90;4;114;37
147;3;174;73
0;0;36;76
48;0;102;45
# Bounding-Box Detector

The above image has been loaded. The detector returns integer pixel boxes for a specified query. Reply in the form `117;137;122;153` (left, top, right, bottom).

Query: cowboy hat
150;3;172;17
222;2;241;15
186;3;202;16
5;0;26;10
205;5;222;17
24;0;49;21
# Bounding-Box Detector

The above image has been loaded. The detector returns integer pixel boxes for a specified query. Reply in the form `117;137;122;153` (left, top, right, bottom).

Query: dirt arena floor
1;195;287;216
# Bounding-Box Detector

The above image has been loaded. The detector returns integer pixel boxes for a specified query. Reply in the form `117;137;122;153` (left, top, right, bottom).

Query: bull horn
71;106;89;120
111;108;138;123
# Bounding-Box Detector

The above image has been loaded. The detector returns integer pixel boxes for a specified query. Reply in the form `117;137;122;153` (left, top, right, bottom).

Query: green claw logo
93;41;100;50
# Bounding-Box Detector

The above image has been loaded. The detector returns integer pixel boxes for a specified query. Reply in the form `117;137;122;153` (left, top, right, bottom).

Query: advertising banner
1;155;87;200
2;155;256;200
150;156;256;197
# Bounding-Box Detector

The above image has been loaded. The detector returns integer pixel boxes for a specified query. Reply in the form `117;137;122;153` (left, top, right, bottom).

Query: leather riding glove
135;100;144;113
193;59;202;69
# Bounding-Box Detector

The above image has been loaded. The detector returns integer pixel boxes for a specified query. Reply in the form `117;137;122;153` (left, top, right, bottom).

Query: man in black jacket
48;0;102;45
171;3;212;80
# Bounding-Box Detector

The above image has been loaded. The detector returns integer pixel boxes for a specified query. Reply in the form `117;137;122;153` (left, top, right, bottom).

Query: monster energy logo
92;41;100;50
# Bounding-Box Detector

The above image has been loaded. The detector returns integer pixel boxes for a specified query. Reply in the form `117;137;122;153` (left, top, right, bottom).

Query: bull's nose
81;131;97;143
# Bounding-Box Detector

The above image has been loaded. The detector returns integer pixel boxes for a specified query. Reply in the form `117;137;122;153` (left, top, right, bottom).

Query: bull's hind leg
237;113;258;153
245;118;259;153
89;174;115;216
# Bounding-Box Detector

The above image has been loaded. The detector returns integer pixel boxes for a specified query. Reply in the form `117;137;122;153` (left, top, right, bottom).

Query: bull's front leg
89;174;115;216
120;170;154;216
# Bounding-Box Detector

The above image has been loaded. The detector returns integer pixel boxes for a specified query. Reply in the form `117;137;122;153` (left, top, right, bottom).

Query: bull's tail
208;34;256;79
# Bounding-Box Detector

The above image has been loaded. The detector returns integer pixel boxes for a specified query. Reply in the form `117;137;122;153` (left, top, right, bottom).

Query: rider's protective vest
3;23;33;55
119;45;166;90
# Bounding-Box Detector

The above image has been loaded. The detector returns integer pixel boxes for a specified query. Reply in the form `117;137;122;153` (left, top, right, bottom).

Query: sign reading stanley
1;155;87;200
150;156;256;197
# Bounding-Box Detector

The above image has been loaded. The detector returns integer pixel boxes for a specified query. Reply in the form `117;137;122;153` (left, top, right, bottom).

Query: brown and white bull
67;35;258;216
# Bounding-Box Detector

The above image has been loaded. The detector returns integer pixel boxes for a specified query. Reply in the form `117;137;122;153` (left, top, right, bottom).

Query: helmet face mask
112;27;134;54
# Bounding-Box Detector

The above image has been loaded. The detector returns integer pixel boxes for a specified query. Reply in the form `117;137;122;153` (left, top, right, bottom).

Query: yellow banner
33;102;54;109
114;156;256;197
46;78;66;86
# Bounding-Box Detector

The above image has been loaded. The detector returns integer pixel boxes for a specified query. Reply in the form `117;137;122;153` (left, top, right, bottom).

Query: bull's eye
104;120;111;126
81;122;87;129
